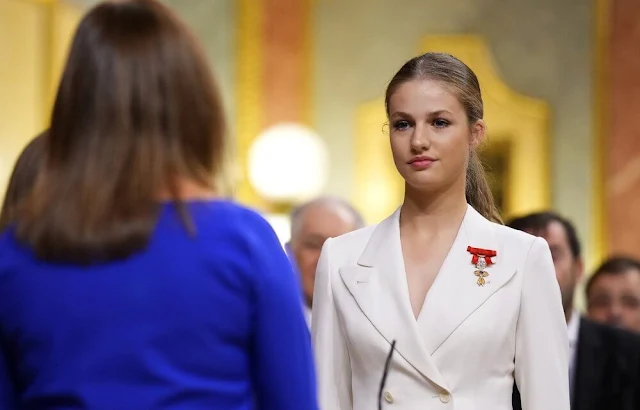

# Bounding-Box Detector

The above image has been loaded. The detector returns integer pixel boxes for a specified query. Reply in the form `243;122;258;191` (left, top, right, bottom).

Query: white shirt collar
567;310;580;347
303;304;312;329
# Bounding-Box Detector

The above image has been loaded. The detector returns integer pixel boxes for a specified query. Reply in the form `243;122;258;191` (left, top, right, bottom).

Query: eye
432;118;450;128
392;120;411;131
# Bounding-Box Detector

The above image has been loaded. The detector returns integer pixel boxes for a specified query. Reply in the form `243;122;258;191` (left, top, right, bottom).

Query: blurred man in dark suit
587;256;640;333
509;212;640;410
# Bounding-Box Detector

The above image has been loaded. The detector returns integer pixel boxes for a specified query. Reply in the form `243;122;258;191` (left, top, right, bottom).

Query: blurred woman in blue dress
0;1;317;409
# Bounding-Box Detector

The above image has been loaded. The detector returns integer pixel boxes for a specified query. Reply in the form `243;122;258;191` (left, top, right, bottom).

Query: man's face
587;268;640;333
527;221;583;319
290;205;359;306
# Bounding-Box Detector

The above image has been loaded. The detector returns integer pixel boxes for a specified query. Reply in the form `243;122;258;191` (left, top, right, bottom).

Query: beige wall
313;0;595;256
0;0;82;200
0;0;46;197
162;0;236;136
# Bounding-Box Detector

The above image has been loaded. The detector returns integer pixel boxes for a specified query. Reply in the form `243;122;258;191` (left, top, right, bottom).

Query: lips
408;156;435;164
408;156;436;170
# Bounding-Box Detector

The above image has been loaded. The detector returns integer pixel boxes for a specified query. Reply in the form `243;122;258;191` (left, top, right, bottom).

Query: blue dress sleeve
244;212;318;410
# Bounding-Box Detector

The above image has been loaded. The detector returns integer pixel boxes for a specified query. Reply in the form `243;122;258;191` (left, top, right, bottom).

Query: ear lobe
470;119;486;148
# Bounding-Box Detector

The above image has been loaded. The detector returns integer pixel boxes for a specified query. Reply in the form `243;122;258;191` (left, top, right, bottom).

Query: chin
404;176;443;192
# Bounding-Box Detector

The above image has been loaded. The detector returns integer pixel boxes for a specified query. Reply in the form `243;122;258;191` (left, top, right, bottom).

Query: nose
607;302;624;324
409;123;431;152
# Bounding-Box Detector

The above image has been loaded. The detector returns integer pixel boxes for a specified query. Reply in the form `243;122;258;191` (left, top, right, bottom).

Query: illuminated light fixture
248;123;329;202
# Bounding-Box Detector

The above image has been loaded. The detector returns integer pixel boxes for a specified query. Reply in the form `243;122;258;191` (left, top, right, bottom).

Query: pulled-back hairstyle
17;0;226;263
0;132;46;231
385;52;502;223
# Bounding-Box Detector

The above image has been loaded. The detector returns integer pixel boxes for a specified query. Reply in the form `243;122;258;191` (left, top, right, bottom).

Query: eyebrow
389;109;454;118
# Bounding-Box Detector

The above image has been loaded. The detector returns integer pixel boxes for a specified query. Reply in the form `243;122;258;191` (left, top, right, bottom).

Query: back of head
507;211;581;259
17;0;226;264
385;52;501;224
289;196;365;241
587;256;640;295
0;133;46;231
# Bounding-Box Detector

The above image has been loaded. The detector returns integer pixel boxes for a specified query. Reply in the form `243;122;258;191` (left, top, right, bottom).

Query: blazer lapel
417;206;516;355
339;209;448;390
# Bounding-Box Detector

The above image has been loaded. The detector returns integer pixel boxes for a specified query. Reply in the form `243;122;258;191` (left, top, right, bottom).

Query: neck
400;183;468;234
159;178;217;201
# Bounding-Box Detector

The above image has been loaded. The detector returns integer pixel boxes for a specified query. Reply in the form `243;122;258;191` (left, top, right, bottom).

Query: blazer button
439;391;451;403
384;391;394;404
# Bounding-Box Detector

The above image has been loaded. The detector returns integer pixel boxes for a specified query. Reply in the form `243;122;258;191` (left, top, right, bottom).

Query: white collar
567;310;580;346
303;304;312;329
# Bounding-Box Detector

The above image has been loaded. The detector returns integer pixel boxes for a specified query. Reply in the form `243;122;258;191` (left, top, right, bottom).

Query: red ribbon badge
466;246;497;266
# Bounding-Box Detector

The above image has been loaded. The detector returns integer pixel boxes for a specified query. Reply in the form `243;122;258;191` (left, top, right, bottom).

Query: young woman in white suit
311;53;570;410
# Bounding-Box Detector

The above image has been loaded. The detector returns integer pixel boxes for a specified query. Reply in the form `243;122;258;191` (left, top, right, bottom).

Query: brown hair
17;0;226;263
385;52;502;224
0;132;46;231
586;256;640;298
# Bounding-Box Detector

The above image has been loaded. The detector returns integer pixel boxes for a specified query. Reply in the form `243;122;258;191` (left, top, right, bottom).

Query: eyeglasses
378;340;396;410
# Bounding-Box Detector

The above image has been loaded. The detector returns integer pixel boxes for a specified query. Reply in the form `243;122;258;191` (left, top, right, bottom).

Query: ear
470;119;486;149
575;257;585;283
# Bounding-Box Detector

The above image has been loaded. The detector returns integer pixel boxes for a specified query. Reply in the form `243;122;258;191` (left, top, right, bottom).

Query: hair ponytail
466;150;502;224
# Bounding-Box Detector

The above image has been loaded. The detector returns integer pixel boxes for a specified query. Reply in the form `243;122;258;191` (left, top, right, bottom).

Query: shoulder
168;200;290;283
490;222;551;265
160;199;283;264
580;317;640;355
322;224;377;266
0;227;29;265
0;228;14;250
182;199;279;243
0;228;32;292
188;199;272;229
493;223;543;253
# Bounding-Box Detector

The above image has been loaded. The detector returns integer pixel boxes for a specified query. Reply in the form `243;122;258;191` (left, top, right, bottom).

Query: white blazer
311;205;570;410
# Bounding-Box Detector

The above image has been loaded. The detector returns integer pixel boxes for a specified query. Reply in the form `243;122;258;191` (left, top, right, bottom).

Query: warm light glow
261;213;291;246
248;123;329;202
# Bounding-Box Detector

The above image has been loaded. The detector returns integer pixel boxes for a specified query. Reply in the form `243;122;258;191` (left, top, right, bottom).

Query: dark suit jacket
513;317;640;410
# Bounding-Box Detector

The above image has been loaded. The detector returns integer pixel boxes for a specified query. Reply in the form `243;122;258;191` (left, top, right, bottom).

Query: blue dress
0;200;318;410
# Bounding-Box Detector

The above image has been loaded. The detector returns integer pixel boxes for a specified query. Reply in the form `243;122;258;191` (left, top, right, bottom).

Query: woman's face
387;79;483;193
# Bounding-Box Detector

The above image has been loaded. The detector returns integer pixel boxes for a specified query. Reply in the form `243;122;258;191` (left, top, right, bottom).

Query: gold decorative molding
354;35;551;223
354;101;403;224
235;0;264;206
0;0;80;201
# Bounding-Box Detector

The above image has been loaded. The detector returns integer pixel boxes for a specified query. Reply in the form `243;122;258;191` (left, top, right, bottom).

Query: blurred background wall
2;0;638;274
0;0;81;198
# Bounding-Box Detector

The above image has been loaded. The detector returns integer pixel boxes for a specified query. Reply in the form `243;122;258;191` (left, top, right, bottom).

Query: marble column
605;0;640;258
235;0;312;209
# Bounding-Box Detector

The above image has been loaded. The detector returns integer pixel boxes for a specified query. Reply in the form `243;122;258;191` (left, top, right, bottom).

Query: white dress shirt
567;310;580;398
303;304;312;329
